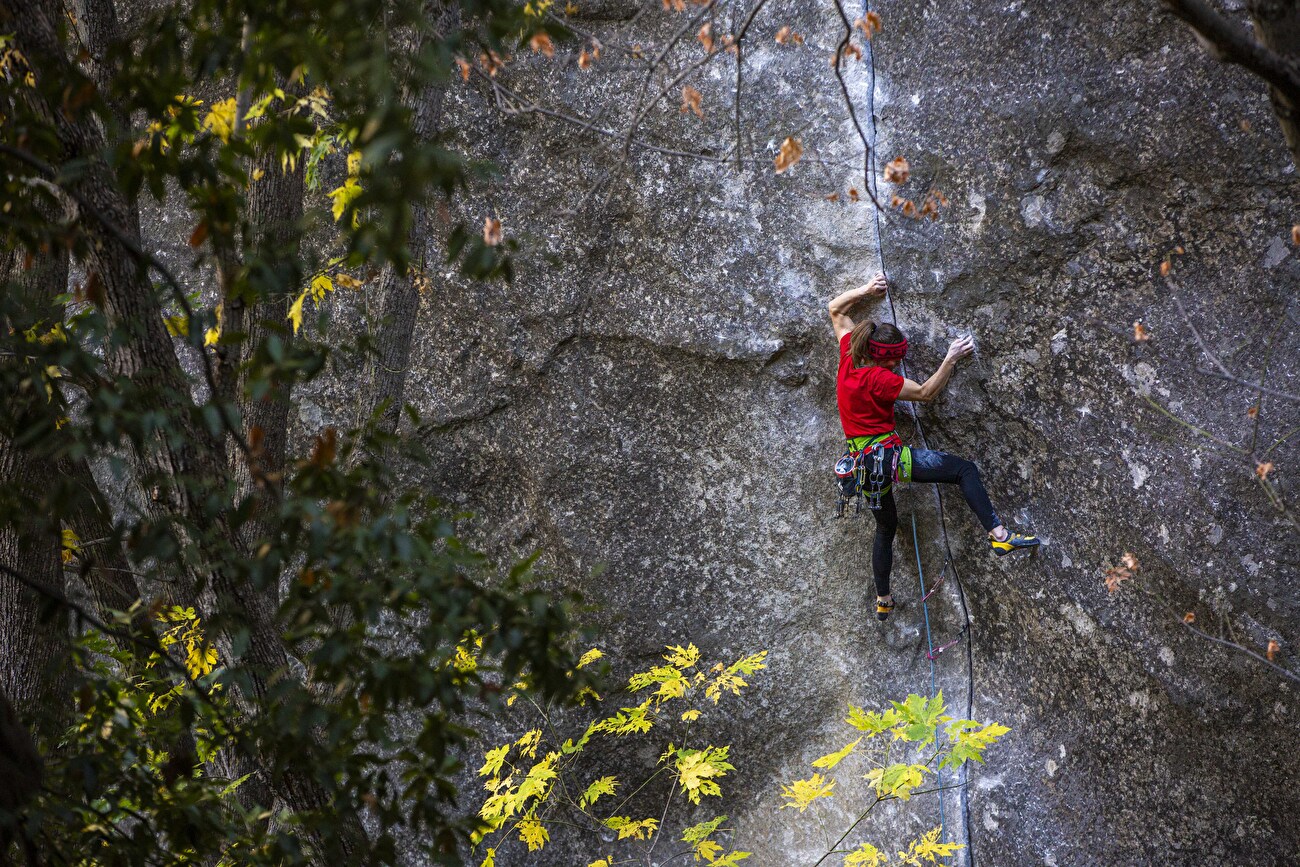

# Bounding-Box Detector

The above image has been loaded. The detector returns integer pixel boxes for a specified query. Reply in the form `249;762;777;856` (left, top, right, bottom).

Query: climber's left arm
828;272;888;341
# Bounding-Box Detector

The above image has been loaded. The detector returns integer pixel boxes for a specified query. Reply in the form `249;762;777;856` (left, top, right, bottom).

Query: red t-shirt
837;332;904;437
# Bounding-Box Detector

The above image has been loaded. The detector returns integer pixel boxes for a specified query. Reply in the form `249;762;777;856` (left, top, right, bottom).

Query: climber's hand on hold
862;272;888;298
945;335;975;364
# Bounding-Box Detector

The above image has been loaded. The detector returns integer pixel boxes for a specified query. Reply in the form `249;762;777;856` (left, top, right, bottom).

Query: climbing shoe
990;530;1040;557
876;598;895;621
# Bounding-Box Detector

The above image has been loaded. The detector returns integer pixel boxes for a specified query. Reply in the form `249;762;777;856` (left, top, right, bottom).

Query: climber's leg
909;449;1000;531
871;491;898;615
909;449;1041;555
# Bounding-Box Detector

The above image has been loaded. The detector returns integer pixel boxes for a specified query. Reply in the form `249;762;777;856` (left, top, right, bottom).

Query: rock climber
829;272;1039;621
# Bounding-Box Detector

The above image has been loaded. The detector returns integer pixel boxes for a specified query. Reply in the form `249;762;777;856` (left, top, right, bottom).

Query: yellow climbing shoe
876;598;895;621
990;530;1040;556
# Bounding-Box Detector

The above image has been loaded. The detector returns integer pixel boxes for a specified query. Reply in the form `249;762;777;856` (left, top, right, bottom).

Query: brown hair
849;321;905;368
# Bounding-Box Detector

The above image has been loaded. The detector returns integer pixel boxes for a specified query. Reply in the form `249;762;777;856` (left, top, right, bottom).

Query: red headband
867;337;908;360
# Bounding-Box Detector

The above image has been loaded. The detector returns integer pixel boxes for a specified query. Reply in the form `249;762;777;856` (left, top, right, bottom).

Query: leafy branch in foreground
780;691;1008;867
472;643;767;867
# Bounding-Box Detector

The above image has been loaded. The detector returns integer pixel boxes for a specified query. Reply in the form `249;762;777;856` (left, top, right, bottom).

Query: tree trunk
230;148;306;542
357;5;458;433
0;232;70;742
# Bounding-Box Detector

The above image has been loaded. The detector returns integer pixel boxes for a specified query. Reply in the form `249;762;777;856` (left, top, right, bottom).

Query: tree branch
1161;0;1300;101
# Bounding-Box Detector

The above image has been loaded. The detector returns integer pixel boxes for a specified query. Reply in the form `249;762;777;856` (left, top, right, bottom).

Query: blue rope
912;513;946;842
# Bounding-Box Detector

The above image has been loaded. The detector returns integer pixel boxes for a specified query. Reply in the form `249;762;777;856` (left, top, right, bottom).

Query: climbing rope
862;6;978;863
911;514;947;841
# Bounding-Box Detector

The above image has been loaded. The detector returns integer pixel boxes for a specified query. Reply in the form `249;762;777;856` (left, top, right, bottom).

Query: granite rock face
313;1;1299;863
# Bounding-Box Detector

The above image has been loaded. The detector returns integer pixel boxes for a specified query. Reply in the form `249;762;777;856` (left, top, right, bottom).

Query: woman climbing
829;272;1039;621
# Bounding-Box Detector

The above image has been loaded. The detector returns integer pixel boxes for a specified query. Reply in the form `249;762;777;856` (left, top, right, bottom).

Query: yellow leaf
479;848;495;867
578;775;617;809
310;273;334;301
163;314;188;337
479;744;511;778
334;273;362;289
204;325;221;346
515;729;542;760
287;290;308;334
203;97;237;142
577;648;604;669
779;773;834;811
346;151;362;177
664;644;700;668
681;709;701;722
845;842;887;867
60;528;81;564
252;167;265;181
812;737;861;769
518;817;549;851
329;178;362;222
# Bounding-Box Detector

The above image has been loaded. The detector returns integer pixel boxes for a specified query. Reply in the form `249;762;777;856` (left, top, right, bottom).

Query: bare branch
1161;0;1300;101
1167;285;1300;403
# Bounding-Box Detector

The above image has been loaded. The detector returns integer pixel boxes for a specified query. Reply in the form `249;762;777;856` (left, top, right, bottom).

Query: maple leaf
1159;259;1171;277
1256;461;1275;480
1133;320;1151;342
844;842;886;867
456;57;471;80
774;136;803;173
1121;552;1140;572
844;41;863;61
825;192;840;202
811;737;861;769
529;32;555;57
1183;611;1196;624
480;50;506;76
848;187;860;202
579;775;617;809
518;817;549;851
698;22;714;53
778;773;834;811
1102;563;1133;594
901;199;916;218
202;97;237;142
662;0;685;10
578;48;593;69
883;156;910;184
1266;639;1281;662
1247;405;1259;418
775;25;803;45
483;216;502;246
681;85;703;117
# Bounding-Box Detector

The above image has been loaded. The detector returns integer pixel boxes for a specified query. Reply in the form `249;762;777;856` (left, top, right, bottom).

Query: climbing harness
833;435;906;517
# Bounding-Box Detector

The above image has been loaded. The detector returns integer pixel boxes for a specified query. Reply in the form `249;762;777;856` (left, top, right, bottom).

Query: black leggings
869;449;1001;597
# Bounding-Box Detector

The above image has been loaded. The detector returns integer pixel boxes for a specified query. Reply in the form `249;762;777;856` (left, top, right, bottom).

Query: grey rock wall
308;0;1299;863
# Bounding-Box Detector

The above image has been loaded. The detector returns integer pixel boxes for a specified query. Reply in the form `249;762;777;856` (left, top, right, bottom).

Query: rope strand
863;8;978;864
